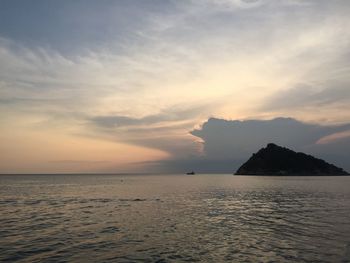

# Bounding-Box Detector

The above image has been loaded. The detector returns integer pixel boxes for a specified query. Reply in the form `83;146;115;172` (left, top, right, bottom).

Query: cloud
196;0;265;10
1;1;350;172
2;0;350;123
316;130;350;145
0;0;176;55
155;117;350;173
260;80;350;123
262;83;350;110
191;117;349;157
136;117;350;173
89;105;212;128
86;104;217;158
49;160;110;164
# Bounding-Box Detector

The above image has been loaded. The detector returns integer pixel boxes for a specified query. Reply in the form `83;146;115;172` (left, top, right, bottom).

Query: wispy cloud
49;160;110;164
316;130;350;145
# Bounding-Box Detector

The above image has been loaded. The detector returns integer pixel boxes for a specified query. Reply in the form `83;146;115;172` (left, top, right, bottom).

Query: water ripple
1;175;350;262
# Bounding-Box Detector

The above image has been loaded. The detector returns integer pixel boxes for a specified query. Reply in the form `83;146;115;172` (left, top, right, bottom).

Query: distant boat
186;171;195;175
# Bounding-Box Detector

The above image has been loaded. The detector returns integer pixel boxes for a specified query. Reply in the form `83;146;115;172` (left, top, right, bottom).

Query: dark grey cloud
151;117;350;173
191;117;349;157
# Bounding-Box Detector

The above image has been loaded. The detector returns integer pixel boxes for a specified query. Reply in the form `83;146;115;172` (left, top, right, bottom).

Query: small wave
100;226;120;234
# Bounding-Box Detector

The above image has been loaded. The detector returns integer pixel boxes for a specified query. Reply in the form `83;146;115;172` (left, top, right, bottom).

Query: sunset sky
1;0;350;173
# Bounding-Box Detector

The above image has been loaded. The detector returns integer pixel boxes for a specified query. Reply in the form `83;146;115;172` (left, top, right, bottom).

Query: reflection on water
1;174;350;262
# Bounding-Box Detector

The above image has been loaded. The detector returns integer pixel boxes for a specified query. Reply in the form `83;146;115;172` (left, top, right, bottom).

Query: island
235;143;348;175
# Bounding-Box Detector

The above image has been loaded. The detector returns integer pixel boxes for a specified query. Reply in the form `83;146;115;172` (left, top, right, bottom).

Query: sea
1;174;350;263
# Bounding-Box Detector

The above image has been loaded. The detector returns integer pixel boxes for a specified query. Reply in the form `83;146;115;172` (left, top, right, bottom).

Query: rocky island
235;143;348;175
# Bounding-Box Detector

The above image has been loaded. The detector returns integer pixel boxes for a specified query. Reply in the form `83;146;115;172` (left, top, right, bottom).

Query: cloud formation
1;1;350;172
153;117;350;173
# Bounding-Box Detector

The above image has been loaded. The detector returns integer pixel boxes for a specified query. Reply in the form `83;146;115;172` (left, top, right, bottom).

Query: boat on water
186;171;195;175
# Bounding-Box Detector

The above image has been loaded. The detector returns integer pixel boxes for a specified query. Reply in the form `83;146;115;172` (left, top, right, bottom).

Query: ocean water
1;174;350;263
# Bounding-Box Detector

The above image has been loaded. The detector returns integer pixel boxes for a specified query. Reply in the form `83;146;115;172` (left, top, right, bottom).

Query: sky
0;0;350;173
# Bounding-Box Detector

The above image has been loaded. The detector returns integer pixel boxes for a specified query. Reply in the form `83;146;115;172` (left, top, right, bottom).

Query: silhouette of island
235;143;348;175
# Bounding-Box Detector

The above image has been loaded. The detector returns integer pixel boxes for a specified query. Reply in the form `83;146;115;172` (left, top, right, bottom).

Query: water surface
1;174;350;262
